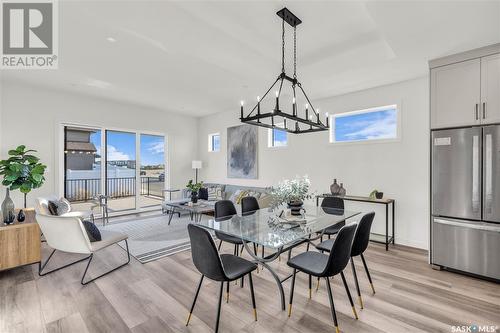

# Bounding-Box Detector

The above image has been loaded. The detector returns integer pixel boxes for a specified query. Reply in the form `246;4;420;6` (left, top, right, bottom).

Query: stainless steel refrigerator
431;125;500;280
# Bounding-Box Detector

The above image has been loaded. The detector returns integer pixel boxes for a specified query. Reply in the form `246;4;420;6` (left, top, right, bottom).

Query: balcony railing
65;177;165;202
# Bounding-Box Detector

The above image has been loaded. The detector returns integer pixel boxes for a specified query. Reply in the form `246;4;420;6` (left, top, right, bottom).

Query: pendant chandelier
240;7;329;134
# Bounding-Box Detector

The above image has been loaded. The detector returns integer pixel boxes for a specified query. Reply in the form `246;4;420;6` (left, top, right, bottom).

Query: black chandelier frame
240;7;329;134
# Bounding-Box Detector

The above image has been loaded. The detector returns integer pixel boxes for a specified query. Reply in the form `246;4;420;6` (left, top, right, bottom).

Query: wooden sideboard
0;208;41;271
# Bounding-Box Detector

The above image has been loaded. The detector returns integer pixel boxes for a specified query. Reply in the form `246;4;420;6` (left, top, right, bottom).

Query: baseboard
393;237;428;250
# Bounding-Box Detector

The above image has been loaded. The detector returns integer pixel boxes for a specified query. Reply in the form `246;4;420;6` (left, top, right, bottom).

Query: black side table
316;194;395;251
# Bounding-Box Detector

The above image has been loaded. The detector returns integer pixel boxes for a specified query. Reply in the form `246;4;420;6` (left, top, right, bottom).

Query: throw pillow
258;193;273;208
207;185;224;201
207;187;218;201
199;188;208;200
82;221;101;242
236;190;249;204
56;198;71;215
229;189;242;203
48;201;59;215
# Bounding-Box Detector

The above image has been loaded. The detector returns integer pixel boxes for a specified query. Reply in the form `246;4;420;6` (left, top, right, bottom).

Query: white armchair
36;213;130;285
36;195;94;222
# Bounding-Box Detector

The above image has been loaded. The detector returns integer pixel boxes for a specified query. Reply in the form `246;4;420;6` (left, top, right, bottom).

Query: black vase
375;192;384;199
17;209;26;222
287;201;303;216
191;192;198;204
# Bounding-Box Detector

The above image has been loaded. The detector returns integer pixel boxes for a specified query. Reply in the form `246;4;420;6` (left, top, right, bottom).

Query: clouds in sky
147;141;164;155
334;108;397;142
107;145;130;161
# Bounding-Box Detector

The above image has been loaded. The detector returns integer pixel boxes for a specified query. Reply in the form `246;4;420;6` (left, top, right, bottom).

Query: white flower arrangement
270;175;313;206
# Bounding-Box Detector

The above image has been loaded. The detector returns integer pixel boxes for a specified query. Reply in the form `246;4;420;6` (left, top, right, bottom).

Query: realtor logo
1;0;58;69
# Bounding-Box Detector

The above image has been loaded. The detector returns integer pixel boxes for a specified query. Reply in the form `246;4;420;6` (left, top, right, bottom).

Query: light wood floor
1;236;499;333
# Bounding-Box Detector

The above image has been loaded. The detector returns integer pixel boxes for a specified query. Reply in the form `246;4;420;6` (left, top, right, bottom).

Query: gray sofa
179;183;272;212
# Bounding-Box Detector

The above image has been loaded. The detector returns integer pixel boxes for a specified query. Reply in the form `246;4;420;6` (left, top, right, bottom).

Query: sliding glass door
140;134;166;209
64;126;102;211
105;130;137;213
62;125;167;215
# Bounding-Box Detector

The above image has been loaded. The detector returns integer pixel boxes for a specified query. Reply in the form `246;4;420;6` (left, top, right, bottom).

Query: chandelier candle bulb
275;91;279;111
305;104;309;121
325;112;329;127
257;96;261;117
240;101;244;119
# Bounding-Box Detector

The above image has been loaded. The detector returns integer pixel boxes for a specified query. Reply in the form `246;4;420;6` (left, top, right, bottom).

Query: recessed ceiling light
106;37;117;43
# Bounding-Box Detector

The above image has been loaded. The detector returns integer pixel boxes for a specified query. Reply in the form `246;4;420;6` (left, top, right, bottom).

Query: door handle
475;104;479;120
472;135;480;212
485;133;493;213
434;218;500;233
483;102;486;119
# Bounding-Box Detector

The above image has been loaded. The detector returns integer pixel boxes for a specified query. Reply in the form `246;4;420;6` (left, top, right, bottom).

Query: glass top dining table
198;205;361;249
196;204;361;311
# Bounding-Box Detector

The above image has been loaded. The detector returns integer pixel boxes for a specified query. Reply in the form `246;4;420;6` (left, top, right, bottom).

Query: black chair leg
361;253;375;294
215;281;224;333
325;277;339;333
351;258;363;308
288;269;297;317
226;280;230;303
186;275;204;326
248;273;257;321
39;249;91;277
340;271;358;320
218;240;223;251
80;239;131;285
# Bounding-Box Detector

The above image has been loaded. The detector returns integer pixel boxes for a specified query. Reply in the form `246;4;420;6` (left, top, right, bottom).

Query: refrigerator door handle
472;135;480;212
434;218;500;233
485;133;493;213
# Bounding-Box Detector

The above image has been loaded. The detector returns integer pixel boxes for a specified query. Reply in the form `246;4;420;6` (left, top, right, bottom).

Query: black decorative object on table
339;183;346;196
17;209;26;222
375;192;384;199
287;201;303;216
191;191;198;204
2;188;15;225
330;179;340;195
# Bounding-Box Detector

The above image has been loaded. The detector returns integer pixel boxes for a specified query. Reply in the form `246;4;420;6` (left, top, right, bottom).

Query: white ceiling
3;0;500;117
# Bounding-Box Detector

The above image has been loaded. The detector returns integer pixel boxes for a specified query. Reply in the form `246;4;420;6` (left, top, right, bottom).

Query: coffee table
164;200;214;224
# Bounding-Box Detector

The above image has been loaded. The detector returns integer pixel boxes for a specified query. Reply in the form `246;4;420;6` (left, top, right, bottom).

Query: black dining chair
186;224;258;333
306;196;346;252
215;199;258;285
241;196;260;216
321;196;346;239
287;223;358;333
317;212;376;309
214;200;243;254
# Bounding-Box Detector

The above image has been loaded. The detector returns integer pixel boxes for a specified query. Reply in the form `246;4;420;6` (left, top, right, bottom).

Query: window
268;124;287;147
330;104;399;143
208;133;220;152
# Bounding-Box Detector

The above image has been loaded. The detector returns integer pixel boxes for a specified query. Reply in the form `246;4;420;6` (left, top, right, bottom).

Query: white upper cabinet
481;53;500;124
431;59;481;129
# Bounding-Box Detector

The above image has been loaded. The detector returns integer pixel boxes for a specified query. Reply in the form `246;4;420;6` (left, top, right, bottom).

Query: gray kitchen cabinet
481;53;500;124
431;59;481;129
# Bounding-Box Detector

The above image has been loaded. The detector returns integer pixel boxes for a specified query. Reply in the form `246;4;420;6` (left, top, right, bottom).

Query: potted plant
0;145;46;209
186;180;203;204
369;189;384;200
271;175;313;215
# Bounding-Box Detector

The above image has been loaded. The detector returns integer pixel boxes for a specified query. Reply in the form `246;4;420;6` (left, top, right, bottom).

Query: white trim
329;104;401;145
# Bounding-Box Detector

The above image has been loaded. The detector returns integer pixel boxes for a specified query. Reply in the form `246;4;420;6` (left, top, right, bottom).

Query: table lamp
192;160;202;183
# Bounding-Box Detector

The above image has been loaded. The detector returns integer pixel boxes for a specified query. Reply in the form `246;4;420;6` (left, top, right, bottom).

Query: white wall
197;77;430;249
0;80;198;208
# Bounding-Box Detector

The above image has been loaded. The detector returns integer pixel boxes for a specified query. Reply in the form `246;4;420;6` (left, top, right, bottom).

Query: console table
0;208;40;271
316;194;395;251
